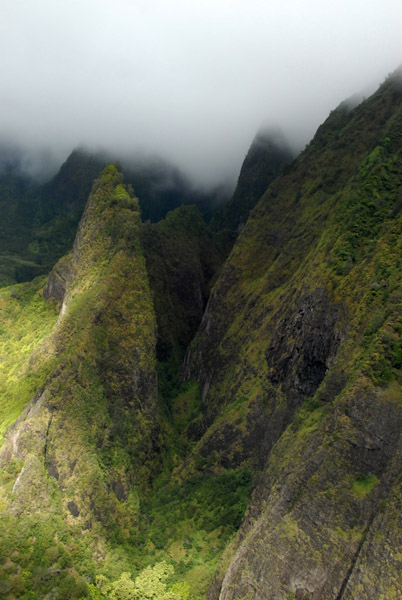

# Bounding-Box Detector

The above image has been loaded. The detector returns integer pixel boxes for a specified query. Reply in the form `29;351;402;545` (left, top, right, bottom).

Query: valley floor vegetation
1;68;402;599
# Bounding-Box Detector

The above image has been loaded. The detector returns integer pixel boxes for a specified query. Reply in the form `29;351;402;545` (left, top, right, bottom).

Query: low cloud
1;0;401;184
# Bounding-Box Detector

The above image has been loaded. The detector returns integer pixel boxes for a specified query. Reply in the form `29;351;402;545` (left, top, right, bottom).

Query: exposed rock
111;478;128;502
42;253;73;305
266;287;343;398
46;456;59;480
67;500;80;517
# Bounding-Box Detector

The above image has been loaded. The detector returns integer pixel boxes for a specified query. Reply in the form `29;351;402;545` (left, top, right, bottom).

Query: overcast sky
1;0;401;184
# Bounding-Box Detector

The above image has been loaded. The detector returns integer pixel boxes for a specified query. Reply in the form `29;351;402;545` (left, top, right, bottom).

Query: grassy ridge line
0;165;161;598
0;165;248;600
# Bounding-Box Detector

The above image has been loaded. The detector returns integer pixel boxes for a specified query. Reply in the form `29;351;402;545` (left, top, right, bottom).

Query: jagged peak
210;126;293;232
251;125;292;153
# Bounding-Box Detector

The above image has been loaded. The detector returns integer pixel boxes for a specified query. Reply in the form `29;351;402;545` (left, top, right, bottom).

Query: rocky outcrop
266;287;343;398
42;252;73;305
213;381;402;600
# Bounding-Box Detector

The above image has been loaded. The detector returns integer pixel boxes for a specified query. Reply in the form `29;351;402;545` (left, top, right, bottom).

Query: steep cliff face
1;69;402;600
0;165;161;596
141;204;225;361
182;70;402;599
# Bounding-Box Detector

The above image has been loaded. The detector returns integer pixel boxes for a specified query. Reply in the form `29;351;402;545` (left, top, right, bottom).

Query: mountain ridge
0;68;402;599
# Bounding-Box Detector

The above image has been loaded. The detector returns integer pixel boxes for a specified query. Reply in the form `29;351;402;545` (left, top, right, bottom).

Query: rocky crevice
334;513;377;600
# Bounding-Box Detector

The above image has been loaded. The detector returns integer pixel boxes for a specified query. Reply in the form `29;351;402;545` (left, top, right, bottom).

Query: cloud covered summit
1;0;401;184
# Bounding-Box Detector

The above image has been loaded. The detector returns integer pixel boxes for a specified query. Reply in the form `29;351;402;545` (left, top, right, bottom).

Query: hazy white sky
1;0;401;183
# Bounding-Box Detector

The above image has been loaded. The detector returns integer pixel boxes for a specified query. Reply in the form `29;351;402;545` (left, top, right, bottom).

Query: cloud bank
1;0;401;184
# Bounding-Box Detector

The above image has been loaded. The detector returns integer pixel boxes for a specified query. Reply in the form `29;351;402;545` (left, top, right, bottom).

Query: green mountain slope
141;204;225;362
1;68;402;600
0;165;162;597
0;166;235;600
182;69;402;599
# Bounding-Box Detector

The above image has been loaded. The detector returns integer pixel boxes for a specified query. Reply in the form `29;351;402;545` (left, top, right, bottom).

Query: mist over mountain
1;2;402;598
1;63;402;599
1;0;402;186
1;65;402;599
0;144;231;286
211;126;293;232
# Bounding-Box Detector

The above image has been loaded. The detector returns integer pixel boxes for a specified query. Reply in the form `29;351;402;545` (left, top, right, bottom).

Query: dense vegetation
0;165;244;599
1;68;402;599
184;68;402;599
